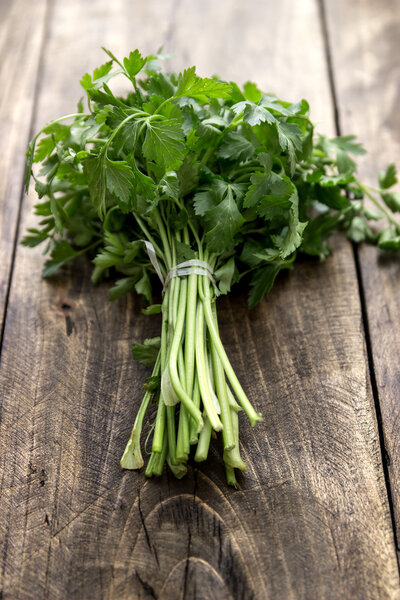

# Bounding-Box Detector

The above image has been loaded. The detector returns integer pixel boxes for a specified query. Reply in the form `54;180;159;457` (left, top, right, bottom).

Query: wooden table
1;1;399;598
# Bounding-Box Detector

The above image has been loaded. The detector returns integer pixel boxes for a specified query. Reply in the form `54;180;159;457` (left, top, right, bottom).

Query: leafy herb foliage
24;49;400;484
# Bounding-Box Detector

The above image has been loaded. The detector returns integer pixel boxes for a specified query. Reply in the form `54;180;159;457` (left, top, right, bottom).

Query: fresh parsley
24;49;400;486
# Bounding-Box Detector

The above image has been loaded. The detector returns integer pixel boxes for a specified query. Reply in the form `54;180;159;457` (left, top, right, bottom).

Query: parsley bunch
24;49;400;486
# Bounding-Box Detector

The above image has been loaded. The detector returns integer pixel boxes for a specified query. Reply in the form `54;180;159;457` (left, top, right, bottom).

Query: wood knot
56;298;76;314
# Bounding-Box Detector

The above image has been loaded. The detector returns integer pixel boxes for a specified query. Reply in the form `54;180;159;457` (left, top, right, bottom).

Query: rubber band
142;241;215;292
142;240;165;286
163;259;215;293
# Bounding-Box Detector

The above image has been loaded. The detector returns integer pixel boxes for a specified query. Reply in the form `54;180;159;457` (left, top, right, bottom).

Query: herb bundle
24;49;400;486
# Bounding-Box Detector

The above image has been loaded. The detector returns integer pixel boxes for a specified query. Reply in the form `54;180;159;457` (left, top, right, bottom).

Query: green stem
200;279;262;426
185;271;197;397
166;405;177;465
120;351;161;469
151;431;168;476
358;181;400;233
194;417;213;462
152;289;169;452
225;466;238;487
176;348;190;461
168;279;204;430
189;375;201;444
145;451;157;477
223;408;247;471
133;214;166;265
195;300;223;431
210;304;235;450
153;208;173;269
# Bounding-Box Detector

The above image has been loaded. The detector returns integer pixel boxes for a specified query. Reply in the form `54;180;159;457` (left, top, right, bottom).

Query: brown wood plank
0;0;399;599
0;0;48;332
323;0;400;549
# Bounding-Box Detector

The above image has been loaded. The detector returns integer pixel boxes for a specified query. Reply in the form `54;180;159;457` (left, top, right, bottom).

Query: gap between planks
0;0;52;357
319;0;400;567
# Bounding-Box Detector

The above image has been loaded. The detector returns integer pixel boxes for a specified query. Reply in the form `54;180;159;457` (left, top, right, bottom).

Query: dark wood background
1;1;400;598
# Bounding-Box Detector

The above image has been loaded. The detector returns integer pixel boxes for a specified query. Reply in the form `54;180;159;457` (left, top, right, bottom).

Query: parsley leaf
142;118;185;170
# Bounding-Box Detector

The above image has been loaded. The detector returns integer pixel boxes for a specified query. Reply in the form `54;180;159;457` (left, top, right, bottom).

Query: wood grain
323;0;400;547
0;0;48;331
0;0;399;598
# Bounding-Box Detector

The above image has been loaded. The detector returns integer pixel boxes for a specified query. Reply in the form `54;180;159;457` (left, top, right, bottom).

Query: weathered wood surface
0;0;48;331
0;0;399;599
324;0;400;551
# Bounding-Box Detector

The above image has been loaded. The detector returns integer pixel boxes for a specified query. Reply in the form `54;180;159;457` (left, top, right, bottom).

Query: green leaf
274;212;307;258
257;191;294;220
42;241;79;277
315;185;349;210
193;188;217;215
364;208;382;221
178;160;200;196
21;228;50;248
25;137;36;192
123;49;146;79
248;264;281;308
34;136;55;162
347;216;370;243
336;149;355;174
34;180;48;199
132;337;161;367
105;159;135;210
142;118;185;170
243;81;262;103
232;101;276;126
84;154;106;218
329;135;366;155
159;171;179;198
175;241;196;263
244;172;292;209
214;257;235;294
80;61;116;91
217;131;255;162
379;163;397;189
142;304;162;315
135;270;152;303
203;187;245;252
378;228;400;250
382;192;400;213
109;277;135;300
276;122;303;174
50;193;67;234
176;67;231;102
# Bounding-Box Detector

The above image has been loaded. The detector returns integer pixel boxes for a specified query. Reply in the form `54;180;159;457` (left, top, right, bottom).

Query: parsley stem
176;417;189;462
153;209;173;269
195;300;223;431
120;351;161;469
166;405;178;465
200;277;262;426
189;375;201;444
184;273;197;393
152;290;169;452
144;451;157;477
168;278;204;430
153;96;177;116
149;432;168;477
133;213;165;265
225;466;238;487
223;408;247;471
194;417;212;462
357;180;400;233
210;304;235;450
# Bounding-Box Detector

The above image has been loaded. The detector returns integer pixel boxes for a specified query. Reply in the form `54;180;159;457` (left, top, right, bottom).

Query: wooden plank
0;0;48;332
323;0;400;548
0;1;399;599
